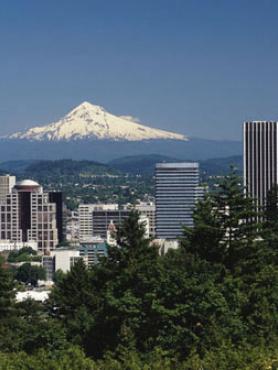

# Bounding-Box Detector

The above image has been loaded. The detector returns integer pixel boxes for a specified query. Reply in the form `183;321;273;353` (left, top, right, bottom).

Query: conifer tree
262;185;278;257
0;261;15;320
182;170;263;273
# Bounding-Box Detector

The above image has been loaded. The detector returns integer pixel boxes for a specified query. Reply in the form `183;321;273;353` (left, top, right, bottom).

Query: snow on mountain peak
8;102;188;142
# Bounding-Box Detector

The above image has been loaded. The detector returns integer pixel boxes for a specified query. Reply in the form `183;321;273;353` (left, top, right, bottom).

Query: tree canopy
2;172;278;368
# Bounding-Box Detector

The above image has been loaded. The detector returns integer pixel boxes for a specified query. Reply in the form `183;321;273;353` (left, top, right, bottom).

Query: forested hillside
110;154;243;176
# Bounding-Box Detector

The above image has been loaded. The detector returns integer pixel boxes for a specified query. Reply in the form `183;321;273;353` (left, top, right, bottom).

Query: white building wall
50;249;81;273
0;175;16;203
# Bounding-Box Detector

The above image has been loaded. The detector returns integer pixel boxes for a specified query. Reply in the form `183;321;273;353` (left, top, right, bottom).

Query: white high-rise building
0;175;16;203
155;162;201;240
243;121;278;207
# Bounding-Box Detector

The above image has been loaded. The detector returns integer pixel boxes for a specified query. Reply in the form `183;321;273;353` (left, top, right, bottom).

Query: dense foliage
2;172;278;368
15;263;46;286
7;247;40;263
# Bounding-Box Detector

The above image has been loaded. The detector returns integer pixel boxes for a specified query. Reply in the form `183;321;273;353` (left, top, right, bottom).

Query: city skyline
1;1;278;141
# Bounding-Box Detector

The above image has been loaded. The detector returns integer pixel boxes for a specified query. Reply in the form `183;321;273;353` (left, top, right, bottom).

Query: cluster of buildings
0;162;203;278
3;120;278;283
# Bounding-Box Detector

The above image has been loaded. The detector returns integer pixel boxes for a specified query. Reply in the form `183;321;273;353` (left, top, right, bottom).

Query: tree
16;263;46;286
182;171;264;274
87;211;165;357
262;185;278;258
182;194;225;263
8;247;37;263
0;261;15;319
50;260;96;348
0;346;95;370
0;261;22;353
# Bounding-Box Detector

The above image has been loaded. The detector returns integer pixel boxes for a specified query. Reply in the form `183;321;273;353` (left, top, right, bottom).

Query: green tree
262;185;278;259
87;211;164;357
0;261;22;353
0;346;95;370
182;171;264;274
16;263;46;286
8;247;37;263
0;262;15;319
50;260;96;348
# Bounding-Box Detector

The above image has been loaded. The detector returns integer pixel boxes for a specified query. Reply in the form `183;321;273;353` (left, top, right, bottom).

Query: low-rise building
42;248;82;280
79;242;108;266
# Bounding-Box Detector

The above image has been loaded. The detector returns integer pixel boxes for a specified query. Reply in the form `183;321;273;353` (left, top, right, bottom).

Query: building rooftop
155;162;199;168
16;179;40;187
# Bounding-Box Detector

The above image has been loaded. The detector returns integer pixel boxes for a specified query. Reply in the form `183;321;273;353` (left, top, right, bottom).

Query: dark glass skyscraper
155;162;201;239
244;121;278;207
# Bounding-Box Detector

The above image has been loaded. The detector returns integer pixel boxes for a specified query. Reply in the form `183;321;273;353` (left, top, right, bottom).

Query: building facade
78;204;118;241
243;121;278;207
0;175;16;203
79;202;154;242
43;249;82;280
134;202;155;238
0;179;63;253
79;242;108;266
92;209;130;238
155;162;201;239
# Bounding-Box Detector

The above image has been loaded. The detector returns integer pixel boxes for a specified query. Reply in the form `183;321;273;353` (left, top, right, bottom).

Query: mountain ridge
0;137;242;162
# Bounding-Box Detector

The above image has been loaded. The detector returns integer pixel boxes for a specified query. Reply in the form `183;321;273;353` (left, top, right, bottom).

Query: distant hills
0;159;117;179
110;154;243;176
0;155;243;179
0;138;242;162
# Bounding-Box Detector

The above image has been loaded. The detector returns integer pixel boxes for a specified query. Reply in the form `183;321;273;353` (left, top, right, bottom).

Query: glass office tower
244;121;278;208
155;162;201;239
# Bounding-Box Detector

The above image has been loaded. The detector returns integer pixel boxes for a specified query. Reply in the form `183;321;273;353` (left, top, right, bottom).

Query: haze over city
1;0;278;140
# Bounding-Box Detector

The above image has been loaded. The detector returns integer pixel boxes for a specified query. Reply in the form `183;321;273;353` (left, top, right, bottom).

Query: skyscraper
155;162;201;239
243;121;278;207
0;179;62;253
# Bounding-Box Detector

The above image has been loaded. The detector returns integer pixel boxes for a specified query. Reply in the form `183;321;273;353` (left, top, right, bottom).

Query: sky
0;0;278;141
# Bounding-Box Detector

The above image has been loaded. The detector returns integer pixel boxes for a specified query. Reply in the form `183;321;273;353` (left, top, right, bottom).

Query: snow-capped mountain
8;101;187;142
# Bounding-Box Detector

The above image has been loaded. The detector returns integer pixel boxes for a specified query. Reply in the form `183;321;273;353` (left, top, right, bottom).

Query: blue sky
0;0;278;140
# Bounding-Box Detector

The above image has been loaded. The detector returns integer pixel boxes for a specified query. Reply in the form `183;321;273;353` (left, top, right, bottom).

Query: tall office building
155;162;201;239
243;121;278;207
0;179;63;253
78;204;118;241
0;175;16;203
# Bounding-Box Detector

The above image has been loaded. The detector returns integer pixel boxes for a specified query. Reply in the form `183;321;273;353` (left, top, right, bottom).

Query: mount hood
8;101;187;142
